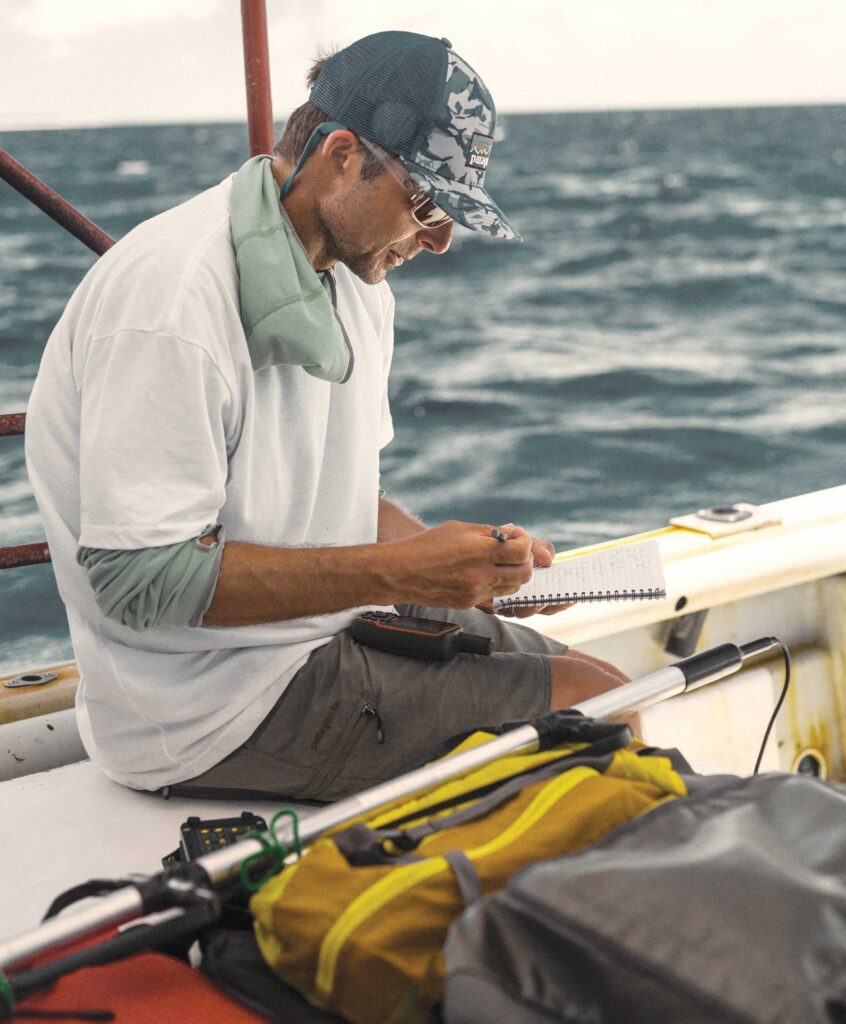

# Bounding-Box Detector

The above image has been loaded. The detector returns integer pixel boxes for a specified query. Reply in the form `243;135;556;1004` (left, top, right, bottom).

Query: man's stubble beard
314;199;389;286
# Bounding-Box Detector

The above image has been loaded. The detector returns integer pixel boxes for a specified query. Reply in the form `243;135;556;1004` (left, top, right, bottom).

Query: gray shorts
168;605;566;802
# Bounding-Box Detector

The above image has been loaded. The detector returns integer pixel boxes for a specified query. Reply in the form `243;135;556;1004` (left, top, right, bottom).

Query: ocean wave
116;159;151;176
549;246;634;274
598;208;782;241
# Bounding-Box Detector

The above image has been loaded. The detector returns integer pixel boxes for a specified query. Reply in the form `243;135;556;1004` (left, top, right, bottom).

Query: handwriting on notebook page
493;539;666;610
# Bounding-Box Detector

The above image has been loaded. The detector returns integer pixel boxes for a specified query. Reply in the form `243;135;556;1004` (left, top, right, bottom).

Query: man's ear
319;129;361;179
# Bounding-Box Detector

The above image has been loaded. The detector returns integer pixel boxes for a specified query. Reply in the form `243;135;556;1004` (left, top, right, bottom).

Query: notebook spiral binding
498;588;667;609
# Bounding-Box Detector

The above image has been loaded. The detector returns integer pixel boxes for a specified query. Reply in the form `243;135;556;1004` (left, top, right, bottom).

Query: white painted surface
2;760;316;940
643;663;784;777
570;576;846;780
0;709;86;781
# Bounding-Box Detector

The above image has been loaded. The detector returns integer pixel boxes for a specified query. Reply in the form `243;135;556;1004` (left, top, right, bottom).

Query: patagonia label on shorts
466;132;493;171
311;700;341;751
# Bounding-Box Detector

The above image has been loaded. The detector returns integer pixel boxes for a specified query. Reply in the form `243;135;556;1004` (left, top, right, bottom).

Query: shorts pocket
308;697;382;801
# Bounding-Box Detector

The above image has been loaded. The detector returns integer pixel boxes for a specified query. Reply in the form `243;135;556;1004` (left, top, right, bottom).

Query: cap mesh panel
307;31;518;240
311;32;446;160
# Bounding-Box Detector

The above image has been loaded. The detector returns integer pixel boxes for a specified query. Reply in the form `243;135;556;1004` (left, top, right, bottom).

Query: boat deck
5;759;315;939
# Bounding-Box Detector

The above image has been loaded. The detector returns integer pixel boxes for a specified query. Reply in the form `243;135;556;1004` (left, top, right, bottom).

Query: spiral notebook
493;539;666;610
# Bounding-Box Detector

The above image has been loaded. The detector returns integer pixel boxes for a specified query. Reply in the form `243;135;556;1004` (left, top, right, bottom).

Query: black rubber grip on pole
676;642;742;688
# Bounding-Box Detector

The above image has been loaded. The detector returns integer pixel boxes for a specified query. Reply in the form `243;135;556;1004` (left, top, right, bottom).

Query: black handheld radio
351;611;492;660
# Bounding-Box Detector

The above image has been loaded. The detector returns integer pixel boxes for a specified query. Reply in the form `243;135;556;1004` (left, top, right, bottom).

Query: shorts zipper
312;700;383;794
362;702;384;743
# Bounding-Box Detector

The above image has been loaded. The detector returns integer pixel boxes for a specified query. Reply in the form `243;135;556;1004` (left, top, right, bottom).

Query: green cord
239;808;302;893
0;971;14;1015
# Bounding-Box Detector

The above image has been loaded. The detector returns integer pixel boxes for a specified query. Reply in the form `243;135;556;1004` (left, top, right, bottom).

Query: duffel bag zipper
314;764;600;1003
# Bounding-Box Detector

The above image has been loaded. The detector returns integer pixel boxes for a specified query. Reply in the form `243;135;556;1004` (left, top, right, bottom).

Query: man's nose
417;220;453;255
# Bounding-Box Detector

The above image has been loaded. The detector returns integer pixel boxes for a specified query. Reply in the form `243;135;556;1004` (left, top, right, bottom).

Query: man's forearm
377;496;426;542
201;518;536;628
204;497;425;627
202;540;397;627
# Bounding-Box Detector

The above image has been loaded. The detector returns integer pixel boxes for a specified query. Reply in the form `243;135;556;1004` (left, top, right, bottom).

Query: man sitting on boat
25;31;629;799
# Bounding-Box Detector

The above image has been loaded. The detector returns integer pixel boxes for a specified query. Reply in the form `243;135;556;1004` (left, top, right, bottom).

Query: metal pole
0;148;113;257
0;542;50;570
240;0;275;156
0;640;775;973
0;413;25;437
0;414;50;568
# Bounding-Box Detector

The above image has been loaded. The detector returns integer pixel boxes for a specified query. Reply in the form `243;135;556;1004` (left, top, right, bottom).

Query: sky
2;0;845;130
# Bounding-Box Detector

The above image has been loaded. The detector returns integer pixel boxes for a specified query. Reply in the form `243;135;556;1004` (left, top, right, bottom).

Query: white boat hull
534;485;846;780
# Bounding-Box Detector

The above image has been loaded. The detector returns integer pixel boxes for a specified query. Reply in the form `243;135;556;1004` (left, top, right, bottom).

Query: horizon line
2;97;845;134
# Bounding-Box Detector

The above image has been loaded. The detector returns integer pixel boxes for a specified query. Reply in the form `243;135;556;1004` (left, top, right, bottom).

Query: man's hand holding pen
379;519;572;616
483;523;573;619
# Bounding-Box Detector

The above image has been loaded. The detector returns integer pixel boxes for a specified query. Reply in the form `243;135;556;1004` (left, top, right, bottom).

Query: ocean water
1;106;845;672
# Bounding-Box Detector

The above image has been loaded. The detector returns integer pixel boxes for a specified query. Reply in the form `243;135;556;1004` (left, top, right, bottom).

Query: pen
490;528;509;543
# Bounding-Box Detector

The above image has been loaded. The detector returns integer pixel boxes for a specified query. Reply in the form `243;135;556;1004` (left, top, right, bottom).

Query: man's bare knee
548;653;640;737
562;647;630;684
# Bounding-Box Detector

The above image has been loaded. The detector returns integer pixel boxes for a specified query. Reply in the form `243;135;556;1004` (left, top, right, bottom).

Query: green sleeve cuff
76;525;224;631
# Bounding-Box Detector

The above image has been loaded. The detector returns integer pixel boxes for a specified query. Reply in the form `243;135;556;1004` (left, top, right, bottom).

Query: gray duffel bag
443;772;846;1024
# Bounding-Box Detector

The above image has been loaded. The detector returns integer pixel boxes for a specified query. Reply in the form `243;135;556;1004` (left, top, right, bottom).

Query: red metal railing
0;413;26;437
241;0;275;156
0;542;50;570
0;148;114;257
0;2;274;570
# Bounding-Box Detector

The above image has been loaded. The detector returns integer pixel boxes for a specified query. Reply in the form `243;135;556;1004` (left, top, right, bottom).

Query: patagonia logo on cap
466;132;493;170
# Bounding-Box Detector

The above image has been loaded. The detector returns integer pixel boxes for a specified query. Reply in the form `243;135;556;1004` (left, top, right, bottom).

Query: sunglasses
357;136;452;230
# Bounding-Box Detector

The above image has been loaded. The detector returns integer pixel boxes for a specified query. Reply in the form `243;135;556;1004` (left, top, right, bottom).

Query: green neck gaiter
229;155;352;382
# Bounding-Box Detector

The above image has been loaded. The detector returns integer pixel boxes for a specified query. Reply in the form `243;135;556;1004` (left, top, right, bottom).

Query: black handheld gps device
351;611;492;660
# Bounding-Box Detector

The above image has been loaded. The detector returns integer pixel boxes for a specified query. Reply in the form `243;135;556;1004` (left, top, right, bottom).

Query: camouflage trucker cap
310;31;520;241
